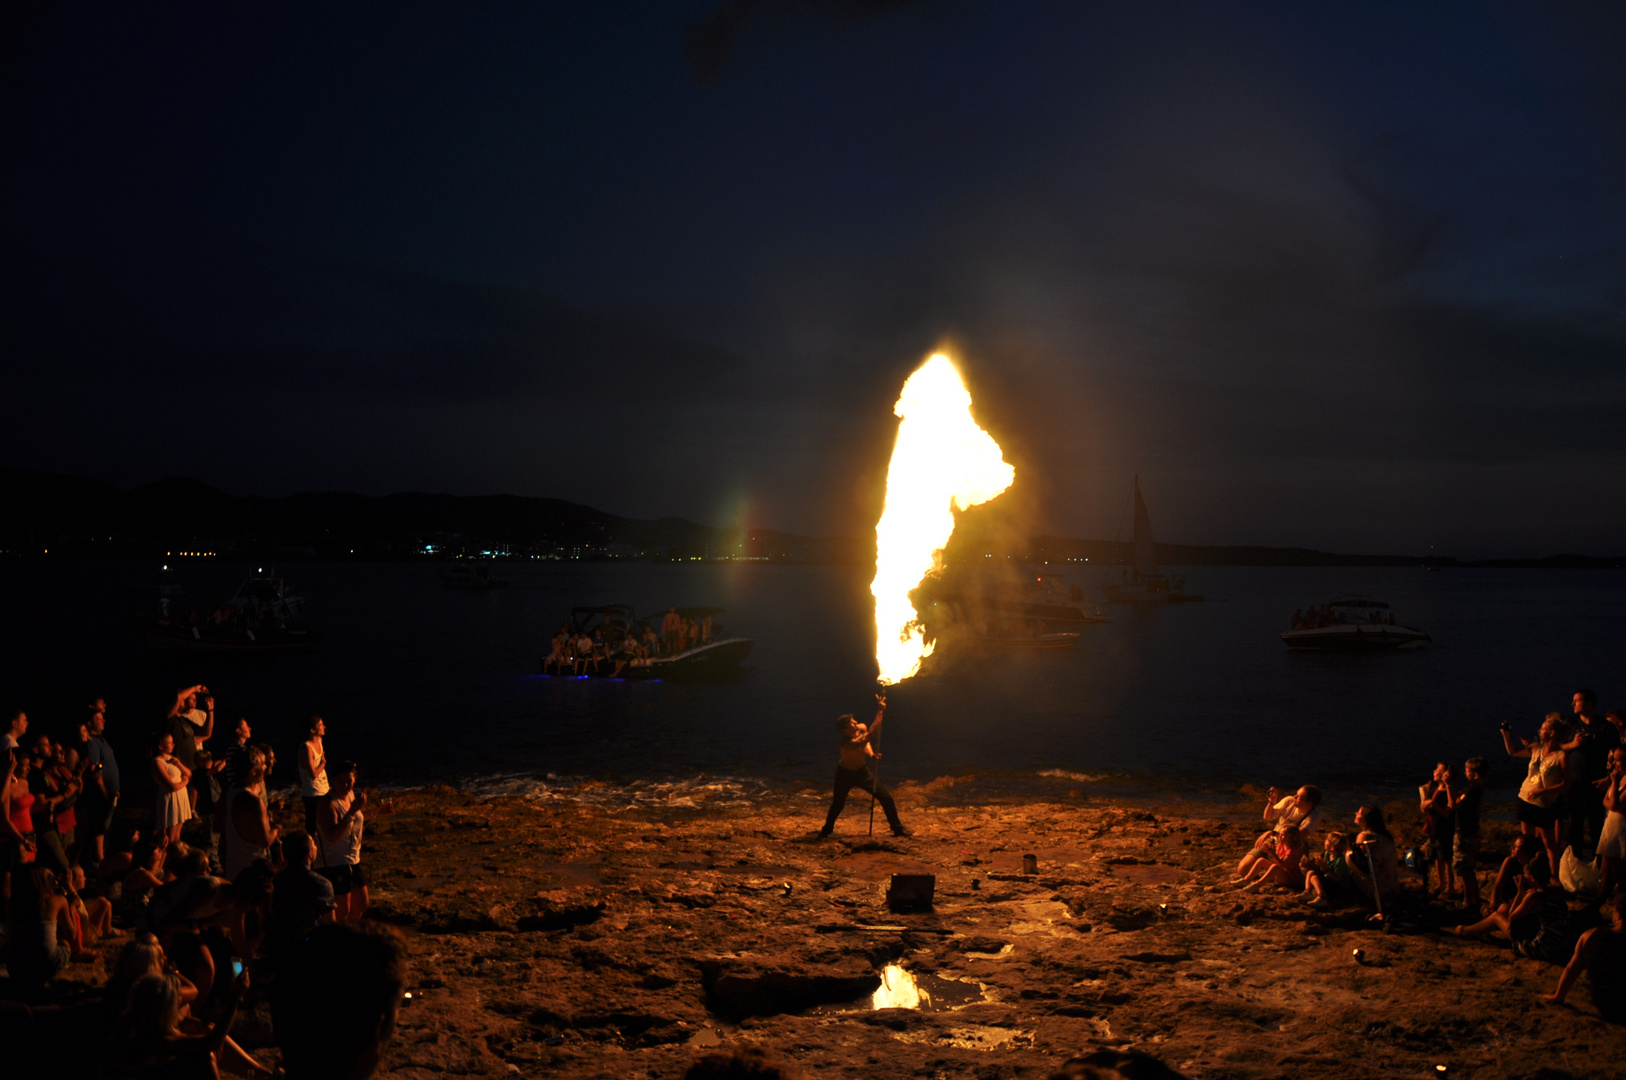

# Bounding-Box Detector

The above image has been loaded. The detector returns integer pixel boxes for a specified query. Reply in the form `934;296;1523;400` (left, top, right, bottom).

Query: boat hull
1281;625;1430;651
540;638;754;680
138;620;321;653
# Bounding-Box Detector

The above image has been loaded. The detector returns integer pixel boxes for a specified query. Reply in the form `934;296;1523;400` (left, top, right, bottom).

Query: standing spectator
1564;689;1621;860
298;715;329;834
3;749;39;898
81;700;121;864
2;708;27;752
273;922;407;1080
220;747;279;881
27;736;71;877
1452;757;1486;912
150;734;193;846
220;717;254;791
266;829;336;963
1502;714;1570;875
1419;762;1456;900
317;760;369;921
164;684;215;773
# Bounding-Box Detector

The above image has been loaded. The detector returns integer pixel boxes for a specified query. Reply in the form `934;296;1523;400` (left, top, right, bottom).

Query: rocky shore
318;778;1622;1080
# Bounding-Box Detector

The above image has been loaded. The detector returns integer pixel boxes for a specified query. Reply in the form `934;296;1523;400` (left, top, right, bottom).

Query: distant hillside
0;467;729;559
3;467;1621;567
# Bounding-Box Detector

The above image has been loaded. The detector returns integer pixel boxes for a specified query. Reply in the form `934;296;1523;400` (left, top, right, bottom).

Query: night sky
4;3;1623;555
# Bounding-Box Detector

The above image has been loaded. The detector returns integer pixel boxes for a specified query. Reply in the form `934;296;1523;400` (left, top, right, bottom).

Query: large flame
871;353;1014;684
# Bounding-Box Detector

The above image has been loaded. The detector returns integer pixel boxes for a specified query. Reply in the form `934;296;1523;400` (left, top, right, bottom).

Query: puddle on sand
870;965;985;1011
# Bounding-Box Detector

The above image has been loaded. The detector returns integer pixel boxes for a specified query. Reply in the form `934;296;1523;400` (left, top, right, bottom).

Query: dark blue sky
4;2;1623;554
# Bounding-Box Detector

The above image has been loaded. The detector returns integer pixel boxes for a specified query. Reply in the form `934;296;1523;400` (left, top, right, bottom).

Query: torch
867;353;1014;831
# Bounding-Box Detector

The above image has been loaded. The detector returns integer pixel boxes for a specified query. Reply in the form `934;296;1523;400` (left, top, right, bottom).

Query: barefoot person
818;694;908;839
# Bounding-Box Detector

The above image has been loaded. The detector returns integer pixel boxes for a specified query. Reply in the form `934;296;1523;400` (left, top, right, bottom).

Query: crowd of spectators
1227;688;1626;1022
1;689;403;1079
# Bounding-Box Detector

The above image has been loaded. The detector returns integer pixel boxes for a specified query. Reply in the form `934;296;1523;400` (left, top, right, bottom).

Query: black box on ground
885;873;936;912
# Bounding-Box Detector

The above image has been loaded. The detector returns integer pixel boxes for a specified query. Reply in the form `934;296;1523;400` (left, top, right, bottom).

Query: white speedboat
1281;597;1430;651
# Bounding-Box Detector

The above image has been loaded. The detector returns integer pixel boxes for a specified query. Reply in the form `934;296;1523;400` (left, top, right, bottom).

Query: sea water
2;560;1622;814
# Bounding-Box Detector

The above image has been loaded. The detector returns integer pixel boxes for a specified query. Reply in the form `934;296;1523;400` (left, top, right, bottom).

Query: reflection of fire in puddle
871;965;986;1011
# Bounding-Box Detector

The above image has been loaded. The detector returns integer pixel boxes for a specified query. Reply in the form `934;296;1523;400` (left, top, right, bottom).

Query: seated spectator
1347;805;1402;909
1301;831;1355;909
1545;894;1626;1020
1238;826;1306;893
65;863;115;949
1493;835;1543;910
145;860;274;987
5;865;74;991
273;922;408;1080
266;829;336;963
1236;784;1323;878
104;969;252;1080
1453;857;1570;962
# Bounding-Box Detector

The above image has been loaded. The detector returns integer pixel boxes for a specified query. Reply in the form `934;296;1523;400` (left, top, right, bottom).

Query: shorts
81;792;117;838
1516;798;1558;829
317;862;368;896
1451;831;1479;871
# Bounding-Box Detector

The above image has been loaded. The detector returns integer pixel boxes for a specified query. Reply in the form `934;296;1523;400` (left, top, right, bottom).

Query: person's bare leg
1461;865;1480;913
1457;906;1511;938
217;1035;272;1078
350;884;369;922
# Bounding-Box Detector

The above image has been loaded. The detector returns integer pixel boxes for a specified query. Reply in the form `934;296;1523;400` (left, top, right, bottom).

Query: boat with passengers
1280;597;1430;651
539;604;753;680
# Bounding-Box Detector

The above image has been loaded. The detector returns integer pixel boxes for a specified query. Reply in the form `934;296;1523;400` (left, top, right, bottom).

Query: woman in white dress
150;734;192;845
1597;747;1626;899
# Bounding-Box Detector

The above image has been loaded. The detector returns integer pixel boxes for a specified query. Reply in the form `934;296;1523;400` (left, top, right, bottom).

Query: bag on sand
1559;845;1600;895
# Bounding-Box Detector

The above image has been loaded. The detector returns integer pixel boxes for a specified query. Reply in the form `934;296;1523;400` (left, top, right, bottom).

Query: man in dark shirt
1568;688;1622;859
81;701;121;863
267;829;336;961
220;717;254;791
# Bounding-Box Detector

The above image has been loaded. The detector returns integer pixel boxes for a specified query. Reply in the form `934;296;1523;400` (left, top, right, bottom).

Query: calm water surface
2;561;1621;806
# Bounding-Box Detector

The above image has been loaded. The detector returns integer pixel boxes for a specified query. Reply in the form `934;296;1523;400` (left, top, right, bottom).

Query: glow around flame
872;353;1014;684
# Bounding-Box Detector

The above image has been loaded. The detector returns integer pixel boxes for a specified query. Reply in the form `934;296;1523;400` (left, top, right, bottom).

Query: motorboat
226;568;308;620
540;604;753;680
135;566;319;652
1100;476;1204;603
441;564;509;589
1281;597;1430;651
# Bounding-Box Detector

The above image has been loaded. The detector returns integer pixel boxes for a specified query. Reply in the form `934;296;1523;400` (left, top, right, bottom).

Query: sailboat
1100;476;1204;604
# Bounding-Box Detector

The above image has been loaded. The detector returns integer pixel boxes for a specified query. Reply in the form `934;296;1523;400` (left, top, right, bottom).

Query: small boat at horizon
1280;597;1431;651
1101;476;1204;604
441;564;509;589
135;566;321;653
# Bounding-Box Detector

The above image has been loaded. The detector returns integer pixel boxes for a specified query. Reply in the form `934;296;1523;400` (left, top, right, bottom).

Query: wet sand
323;779;1623;1080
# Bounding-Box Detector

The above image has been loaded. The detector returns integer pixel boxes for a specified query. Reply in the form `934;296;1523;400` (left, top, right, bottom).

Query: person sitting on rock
273;922;407;1080
1492;834;1543;910
1239;826;1306;893
1545;893;1626;1021
1301;831;1355;909
817;694;908;839
1236;784;1323;878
